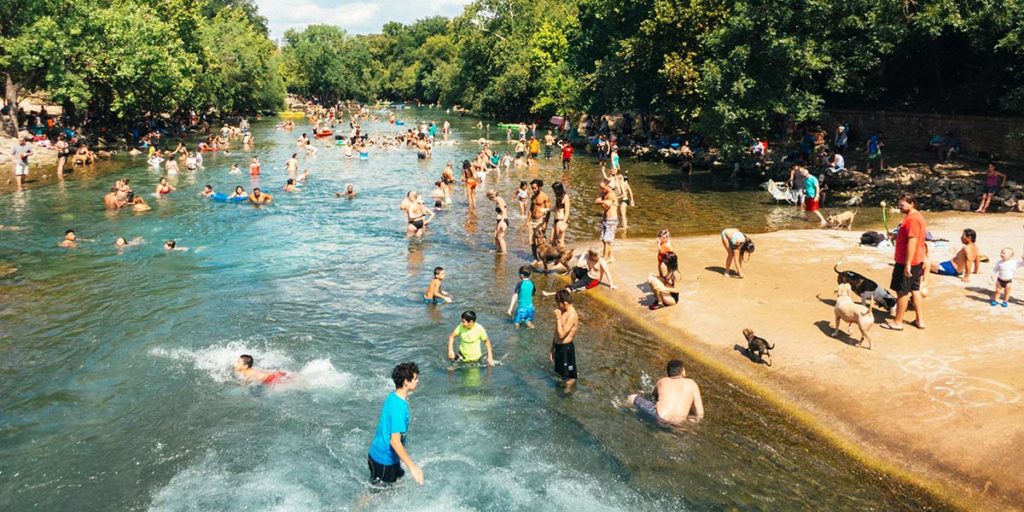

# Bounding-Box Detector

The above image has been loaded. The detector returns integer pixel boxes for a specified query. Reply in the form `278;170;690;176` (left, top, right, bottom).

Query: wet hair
740;239;755;261
291;153;298;158
667;359;685;377
165;240;176;249
115;237;127;245
551;181;565;197
286;179;294;185
555;289;572;305
530;179;544;188
433;266;444;277
518;265;532;278
235;186;244;193
962;229;976;243
253;188;261;194
204;184;212;190
239;354;254;369
392;361;420;389
460;310;477;323
897;193;917;207
462;160;471;170
665;252;679;272
65;229;75;235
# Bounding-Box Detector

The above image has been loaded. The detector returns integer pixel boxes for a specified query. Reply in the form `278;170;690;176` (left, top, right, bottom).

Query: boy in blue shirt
367;362;424;486
507;265;536;329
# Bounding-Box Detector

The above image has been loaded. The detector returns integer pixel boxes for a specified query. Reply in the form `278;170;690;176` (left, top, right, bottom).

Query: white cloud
256;0;473;39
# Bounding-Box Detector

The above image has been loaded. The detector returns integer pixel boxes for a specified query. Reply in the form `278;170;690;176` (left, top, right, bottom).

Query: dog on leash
533;226;574;273
742;328;774;366
826;210;857;230
834;264;897;315
833;283;874;349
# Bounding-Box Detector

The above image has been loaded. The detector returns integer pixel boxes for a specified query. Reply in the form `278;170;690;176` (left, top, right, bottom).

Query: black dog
742;328;774;366
834;263;897;314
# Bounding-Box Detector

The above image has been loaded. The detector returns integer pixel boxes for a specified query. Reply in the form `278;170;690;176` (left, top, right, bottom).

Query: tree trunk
4;73;20;137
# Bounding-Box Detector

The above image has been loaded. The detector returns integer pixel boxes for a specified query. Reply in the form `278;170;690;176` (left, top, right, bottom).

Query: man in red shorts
234;354;287;385
801;167;826;227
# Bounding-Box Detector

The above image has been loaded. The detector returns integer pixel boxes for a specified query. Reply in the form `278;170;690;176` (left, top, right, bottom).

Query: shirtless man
549;289;579;389
595;180;619;261
249;188;273;204
628;359;704;424
529;179;551;264
234;354;288;385
930;228;980;282
59;230;78;249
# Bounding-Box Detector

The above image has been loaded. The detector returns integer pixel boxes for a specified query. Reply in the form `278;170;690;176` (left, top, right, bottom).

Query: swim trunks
409;219;425;230
997;278;1012;287
890;263;923;293
633;395;661;420
423;296;446;305
262;371;287;385
936;260;959;276
600;218;618;242
552;342;578;380
513;306;534;324
805;197;819;212
569;267;600;291
367;455;404;485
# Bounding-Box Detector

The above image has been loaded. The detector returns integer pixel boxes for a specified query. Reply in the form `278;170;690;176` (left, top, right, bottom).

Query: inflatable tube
209;193;228;202
359;152;369;159
315;130;333;137
394;121;406;126
277;111;306;119
200;147;216;152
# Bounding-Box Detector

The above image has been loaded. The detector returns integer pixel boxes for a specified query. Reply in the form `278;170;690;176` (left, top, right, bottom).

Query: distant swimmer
201;185;215;198
447;310;494;366
115;236;142;248
234;354;288;385
249;187;273;204
155;177;175;196
228;186;247;200
424;266;453;304
627;359;704;424
59;229;78;249
283;178;298;193
367;362;424;486
164;239;188;251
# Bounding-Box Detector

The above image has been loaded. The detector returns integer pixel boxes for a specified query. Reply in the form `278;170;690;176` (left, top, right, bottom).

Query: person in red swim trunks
234;354;287;385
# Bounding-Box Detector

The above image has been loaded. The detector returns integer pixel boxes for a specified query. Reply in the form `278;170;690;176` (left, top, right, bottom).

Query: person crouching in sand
627;359;704;424
234;354;287;385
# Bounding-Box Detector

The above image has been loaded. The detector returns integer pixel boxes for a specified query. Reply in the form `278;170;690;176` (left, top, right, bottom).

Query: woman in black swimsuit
403;191;434;238
487;191;508;254
551;181;570;246
56;134;70;177
646;252;681;310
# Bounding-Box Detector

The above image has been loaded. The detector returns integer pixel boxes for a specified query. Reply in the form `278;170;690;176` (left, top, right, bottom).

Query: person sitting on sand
544;248;618;295
59;229;78;249
930;228;980;282
234;354;288;385
647;252;682;310
720;228;755;278
656;229;673;279
627;359;704;424
249;188;273;204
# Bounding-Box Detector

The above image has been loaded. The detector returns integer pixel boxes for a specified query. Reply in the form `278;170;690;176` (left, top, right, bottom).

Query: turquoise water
1;112;937;510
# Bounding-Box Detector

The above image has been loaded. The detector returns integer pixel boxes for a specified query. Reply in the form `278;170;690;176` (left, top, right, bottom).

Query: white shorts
600;218;618;242
14;162;28;176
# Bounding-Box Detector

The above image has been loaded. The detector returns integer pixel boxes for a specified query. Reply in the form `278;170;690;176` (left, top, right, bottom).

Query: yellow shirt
455;323;488;361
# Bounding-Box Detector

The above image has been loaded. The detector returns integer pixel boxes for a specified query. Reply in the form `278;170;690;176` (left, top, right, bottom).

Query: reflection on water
0;111;936;511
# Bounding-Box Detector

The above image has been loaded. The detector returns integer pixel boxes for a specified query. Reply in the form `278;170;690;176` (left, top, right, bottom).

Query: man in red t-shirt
886;193;926;330
559;141;573;170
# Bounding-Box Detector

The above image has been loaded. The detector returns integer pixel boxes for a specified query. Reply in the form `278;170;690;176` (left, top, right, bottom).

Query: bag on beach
860;231;886;246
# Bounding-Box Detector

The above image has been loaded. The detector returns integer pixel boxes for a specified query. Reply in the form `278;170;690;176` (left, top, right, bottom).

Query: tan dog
826;210;857;230
833;283;873;349
533;226;574;273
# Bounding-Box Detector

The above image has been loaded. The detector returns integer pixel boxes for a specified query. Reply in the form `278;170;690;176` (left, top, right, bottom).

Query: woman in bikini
647;252;682;310
720;228;755;278
516;181;529;217
462;160;478;209
551;181;570;247
155;177;175;196
404;191;435;238
487;191;509;254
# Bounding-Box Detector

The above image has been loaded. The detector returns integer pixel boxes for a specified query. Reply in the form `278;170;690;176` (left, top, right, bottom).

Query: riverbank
581;212;1024;511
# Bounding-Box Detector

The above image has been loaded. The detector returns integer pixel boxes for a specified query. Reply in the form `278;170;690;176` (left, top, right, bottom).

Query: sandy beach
582;212;1024;511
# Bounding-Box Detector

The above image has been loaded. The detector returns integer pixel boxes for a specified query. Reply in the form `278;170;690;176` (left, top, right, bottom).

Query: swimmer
424;266;453;304
59;229;78;249
249;157;260;176
249;187;273;204
447;310;494;366
283;179;299;193
229;163;242;175
131;196;151;212
201;185;214;197
228;186;246;200
234;354;288;385
285;153;299;178
114;236;142;249
298;170;311;183
367;362;424;486
155;177;175;196
337;184;356;199
403;192;433;237
431;181;446;209
627;359;704;424
550;289;579;389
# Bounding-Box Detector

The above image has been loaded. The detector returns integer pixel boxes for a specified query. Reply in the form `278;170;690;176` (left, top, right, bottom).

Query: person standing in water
447;310;495;366
628;359;704;424
550;289;579;389
367;362;424;486
487;190;508;254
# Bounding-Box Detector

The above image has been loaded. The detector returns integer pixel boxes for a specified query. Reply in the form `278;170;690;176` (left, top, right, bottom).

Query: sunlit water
0;111;936;510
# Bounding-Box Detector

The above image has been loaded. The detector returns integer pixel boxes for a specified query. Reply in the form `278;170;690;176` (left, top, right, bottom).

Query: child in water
507;265;536;329
424;266;453;304
991;247;1022;307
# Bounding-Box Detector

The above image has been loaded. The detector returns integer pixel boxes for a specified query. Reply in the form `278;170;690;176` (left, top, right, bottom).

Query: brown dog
826;210;857;230
533;226;574;273
742;328;774;366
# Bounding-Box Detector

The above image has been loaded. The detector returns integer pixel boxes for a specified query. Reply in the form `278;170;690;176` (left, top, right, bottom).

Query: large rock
951;199;972;211
831;170;872;187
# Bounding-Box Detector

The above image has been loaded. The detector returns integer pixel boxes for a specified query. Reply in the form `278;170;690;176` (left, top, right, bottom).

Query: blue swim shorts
513;306;535;324
936;260;959;276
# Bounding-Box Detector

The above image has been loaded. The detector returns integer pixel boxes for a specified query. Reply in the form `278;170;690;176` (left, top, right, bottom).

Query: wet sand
580;212;1024;511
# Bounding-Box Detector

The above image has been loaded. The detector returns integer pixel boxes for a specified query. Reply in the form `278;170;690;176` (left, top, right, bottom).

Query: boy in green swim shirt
447;310;495;366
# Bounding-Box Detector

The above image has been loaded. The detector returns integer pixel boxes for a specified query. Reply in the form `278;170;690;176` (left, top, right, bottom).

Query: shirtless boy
549;290;579;389
424;266;453;304
529;179;551;264
234;354;288;385
930;228;980;282
595;180;619;261
628;359;704;424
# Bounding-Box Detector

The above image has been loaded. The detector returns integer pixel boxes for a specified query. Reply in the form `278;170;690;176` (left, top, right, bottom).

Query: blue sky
256;0;473;39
